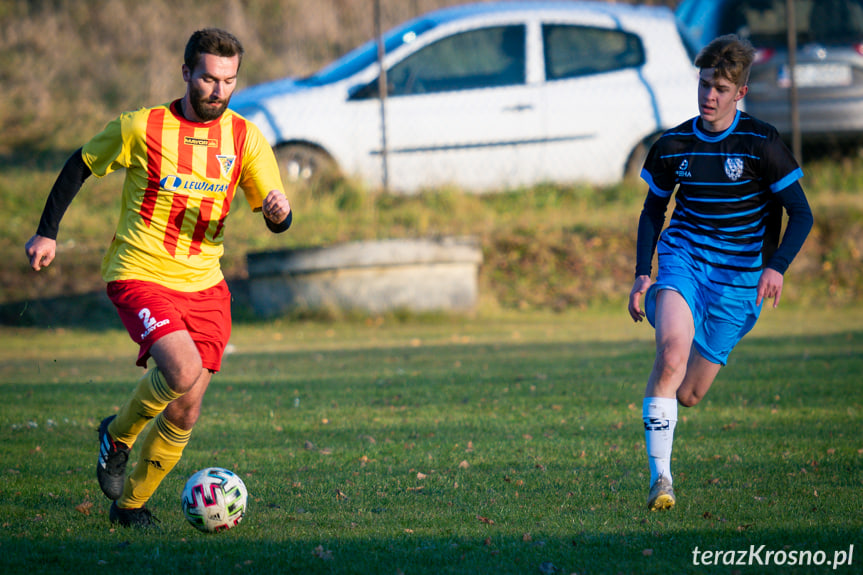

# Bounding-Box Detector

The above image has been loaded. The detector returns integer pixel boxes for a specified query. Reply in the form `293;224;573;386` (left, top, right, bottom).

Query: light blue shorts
644;265;761;366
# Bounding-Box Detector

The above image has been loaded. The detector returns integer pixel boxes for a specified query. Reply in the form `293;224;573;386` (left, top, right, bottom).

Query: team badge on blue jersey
724;157;744;181
217;155;236;177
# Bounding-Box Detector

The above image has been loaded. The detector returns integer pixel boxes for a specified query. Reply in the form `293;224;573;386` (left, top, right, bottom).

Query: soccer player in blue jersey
627;34;813;511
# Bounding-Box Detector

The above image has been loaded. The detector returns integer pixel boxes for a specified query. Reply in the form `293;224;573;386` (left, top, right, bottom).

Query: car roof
415;0;674;25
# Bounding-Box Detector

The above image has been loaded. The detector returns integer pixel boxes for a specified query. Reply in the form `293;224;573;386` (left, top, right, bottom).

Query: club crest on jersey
676;159;692;179
725;157;744;181
217;155;236;177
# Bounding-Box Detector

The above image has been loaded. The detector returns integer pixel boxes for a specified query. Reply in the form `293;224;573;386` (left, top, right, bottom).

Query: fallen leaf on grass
643;548;654;557
335;489;348;500
522;533;532;542
312;545;333;561
75;501;93;515
458;460;470;469
477;515;495;525
416;472;427;480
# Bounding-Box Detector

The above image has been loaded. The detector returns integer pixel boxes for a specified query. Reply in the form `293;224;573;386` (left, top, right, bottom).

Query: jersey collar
692;110;741;143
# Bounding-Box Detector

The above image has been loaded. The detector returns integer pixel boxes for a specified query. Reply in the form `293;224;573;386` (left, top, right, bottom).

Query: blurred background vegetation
0;0;860;327
0;0;676;155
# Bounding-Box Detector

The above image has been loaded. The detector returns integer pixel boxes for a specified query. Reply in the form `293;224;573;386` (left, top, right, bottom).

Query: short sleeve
81;115;129;178
640;137;676;199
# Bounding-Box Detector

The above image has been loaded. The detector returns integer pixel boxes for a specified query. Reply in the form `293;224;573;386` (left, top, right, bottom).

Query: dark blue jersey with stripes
640;110;803;298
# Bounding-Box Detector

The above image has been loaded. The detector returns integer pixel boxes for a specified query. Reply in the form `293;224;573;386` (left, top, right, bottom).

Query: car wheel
275;143;339;189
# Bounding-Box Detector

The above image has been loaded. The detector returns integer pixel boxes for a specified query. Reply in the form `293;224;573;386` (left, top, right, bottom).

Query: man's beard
189;85;229;122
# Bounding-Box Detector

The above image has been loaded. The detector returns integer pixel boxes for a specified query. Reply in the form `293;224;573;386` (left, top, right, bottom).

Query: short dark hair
694;34;756;87
184;28;245;72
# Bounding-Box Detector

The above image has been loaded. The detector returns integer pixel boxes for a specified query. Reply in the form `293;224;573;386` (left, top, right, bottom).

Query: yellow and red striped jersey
82;100;283;292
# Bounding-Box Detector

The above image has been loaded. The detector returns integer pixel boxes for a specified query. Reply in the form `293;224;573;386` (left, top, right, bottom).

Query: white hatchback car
230;1;699;193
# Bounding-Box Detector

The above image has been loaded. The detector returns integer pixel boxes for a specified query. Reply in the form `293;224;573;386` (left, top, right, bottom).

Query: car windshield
720;0;863;48
299;19;439;86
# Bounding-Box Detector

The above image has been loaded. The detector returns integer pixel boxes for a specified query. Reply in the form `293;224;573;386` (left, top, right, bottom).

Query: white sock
643;397;678;485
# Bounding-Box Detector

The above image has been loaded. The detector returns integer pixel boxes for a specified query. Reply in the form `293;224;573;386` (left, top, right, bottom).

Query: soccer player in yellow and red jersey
24;28;292;528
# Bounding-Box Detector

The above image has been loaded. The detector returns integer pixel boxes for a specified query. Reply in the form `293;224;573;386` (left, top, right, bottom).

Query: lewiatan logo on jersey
160;175;229;195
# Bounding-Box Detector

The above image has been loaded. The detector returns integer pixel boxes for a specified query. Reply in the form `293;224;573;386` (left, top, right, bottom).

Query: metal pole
375;0;389;193
787;0;802;162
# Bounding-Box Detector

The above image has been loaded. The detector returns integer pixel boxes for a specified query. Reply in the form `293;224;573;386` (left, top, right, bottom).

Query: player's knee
677;390;702;407
161;359;203;394
655;344;688;380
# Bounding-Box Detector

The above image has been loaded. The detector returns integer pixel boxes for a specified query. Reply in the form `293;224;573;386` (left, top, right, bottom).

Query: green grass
1;306;861;574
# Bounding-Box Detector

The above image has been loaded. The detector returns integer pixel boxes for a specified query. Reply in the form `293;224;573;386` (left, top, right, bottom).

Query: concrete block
246;237;482;316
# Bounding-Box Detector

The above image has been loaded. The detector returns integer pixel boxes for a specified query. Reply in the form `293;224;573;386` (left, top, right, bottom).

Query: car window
303;19;438;86
720;0;863;48
355;25;526;98
543;24;644;81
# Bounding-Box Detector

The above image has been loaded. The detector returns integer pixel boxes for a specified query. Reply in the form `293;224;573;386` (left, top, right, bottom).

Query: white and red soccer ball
181;467;248;532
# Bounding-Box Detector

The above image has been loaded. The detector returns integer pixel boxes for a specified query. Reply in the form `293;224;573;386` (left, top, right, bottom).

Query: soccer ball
181;467;248;532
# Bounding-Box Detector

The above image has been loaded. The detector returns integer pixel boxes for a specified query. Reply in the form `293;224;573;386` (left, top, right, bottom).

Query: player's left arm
261;190;292;233
238;120;292;233
757;180;813;307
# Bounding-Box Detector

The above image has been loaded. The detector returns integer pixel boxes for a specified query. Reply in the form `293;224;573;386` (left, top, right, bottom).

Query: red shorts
106;279;232;372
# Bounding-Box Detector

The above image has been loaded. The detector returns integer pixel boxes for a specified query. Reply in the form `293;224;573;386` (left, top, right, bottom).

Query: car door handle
502;104;533;113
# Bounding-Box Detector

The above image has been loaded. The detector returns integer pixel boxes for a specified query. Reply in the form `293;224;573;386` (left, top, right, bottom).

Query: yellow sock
117;412;191;509
108;368;184;447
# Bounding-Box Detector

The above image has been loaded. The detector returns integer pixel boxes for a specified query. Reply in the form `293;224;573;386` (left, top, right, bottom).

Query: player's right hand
628;275;652;323
25;234;57;271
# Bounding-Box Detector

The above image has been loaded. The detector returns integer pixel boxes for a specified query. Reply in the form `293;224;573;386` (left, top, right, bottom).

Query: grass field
1;305;861;574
